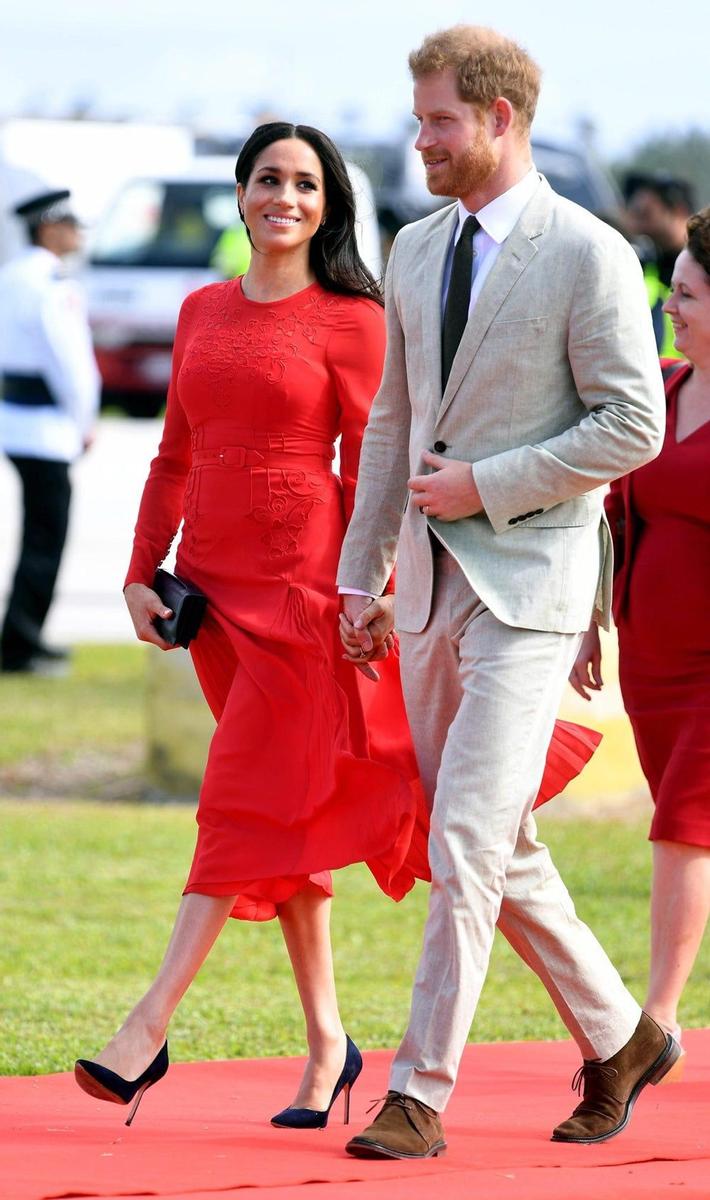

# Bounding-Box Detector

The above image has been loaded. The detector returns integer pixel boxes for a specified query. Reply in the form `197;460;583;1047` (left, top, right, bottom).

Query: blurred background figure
625;172;696;358
210;216;252;278
571;206;710;1075
0;189;100;675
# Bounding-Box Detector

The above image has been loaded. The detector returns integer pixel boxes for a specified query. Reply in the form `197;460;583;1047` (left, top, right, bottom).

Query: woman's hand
569;622;603;701
339;594;396;682
124;582;178;651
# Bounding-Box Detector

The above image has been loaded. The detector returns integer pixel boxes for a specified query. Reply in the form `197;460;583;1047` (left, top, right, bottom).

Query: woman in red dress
75;123;599;1128
571;207;710;1073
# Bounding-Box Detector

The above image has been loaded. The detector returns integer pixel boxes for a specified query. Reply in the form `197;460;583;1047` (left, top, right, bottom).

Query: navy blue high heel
271;1035;363;1129
74;1041;169;1126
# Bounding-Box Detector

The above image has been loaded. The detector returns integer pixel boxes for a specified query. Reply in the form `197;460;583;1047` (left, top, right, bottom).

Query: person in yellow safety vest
210;220;251;279
624;173;696;360
643;259;680;359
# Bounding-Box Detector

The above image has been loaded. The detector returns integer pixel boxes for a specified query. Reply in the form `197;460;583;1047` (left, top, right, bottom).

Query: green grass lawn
0;643;145;768
0;643;707;1077
1;797;708;1077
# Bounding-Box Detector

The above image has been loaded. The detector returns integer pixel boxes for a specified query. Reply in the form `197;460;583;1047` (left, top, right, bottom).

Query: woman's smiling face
237;138;326;258
663;248;710;365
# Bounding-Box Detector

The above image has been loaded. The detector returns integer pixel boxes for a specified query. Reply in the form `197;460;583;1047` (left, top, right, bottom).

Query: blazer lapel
435;177;553;424
418;204;458;393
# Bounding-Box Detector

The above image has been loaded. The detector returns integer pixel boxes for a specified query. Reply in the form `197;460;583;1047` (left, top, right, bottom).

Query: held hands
124;582;178;652
339;594;396;682
569;622;603;701
408;450;483;522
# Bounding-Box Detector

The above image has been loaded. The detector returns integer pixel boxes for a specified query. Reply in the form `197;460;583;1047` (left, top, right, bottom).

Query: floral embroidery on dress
250;469;325;559
179;283;344;408
180;468;200;558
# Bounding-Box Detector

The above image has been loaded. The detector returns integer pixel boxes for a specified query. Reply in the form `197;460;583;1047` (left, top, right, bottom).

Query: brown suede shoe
345;1091;447;1159
552;1012;681;1144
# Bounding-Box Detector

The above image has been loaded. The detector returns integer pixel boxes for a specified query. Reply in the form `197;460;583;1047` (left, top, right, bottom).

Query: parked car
85;157;382;417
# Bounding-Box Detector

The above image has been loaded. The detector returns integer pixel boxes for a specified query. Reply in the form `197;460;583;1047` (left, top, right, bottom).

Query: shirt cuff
338;587;374;597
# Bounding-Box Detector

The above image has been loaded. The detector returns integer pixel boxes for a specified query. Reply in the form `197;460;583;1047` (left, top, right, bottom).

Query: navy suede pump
74;1041;169;1126
271;1035;363;1129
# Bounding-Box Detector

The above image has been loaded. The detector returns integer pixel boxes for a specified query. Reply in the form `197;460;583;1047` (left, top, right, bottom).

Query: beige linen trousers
337;176;666;1112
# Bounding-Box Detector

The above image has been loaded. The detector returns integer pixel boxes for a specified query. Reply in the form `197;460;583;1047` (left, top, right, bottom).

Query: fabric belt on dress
192;436;334;469
1;373;57;407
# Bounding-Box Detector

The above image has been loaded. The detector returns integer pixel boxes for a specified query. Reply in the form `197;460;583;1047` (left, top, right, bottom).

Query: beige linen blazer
337;175;665;634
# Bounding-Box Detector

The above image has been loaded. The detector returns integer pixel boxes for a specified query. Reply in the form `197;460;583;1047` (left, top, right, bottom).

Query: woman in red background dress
75;122;599;1129
571;207;710;1072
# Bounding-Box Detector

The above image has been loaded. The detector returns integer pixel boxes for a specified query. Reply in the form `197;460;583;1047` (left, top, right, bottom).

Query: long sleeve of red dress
124;293;196;588
327;299;395;594
327;298;385;525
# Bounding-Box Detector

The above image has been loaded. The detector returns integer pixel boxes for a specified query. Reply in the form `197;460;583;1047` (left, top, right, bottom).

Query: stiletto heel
125;1080;155;1126
271;1035;362;1130
74;1041;169;1126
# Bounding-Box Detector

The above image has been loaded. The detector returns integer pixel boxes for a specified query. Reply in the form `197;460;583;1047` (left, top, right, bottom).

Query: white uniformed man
0;189;100;674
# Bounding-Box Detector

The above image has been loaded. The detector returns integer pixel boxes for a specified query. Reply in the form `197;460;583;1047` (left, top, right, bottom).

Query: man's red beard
424;134;497;199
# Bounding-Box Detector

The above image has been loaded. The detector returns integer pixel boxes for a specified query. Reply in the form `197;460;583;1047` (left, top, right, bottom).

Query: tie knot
460;214;480;244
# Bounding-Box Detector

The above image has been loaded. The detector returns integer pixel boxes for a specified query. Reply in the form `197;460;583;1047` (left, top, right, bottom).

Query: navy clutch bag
152;568;207;648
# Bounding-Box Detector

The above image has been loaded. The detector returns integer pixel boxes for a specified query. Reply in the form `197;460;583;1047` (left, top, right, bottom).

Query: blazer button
508;517;519;525
534;508;544;515
433;440;447;453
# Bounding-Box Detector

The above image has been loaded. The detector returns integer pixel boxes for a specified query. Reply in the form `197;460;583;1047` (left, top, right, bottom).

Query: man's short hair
408;25;541;134
624;172;696;214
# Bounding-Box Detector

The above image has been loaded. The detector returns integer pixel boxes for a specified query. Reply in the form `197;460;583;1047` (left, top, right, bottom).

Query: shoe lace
571;1062;618;1097
366;1091;415;1116
569;1061;621;1119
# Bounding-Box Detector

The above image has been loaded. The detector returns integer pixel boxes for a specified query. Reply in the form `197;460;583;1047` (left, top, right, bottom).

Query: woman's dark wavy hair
687;206;710;280
235;122;383;306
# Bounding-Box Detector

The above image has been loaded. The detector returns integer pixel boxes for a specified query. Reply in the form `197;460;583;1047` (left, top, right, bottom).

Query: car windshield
89;179;239;268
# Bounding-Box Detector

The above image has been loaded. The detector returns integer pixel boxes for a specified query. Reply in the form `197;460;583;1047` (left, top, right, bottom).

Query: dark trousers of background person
1;456;71;670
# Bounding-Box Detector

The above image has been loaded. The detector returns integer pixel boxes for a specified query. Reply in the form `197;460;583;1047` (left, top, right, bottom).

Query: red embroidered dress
615;362;710;847
126;279;599;921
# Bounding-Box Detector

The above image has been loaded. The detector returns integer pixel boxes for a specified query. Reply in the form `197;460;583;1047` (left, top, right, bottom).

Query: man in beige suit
338;26;680;1159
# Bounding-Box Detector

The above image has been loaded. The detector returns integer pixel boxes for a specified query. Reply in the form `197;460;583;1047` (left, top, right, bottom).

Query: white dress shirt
0;246;100;462
340;167;539;598
442;166;539;314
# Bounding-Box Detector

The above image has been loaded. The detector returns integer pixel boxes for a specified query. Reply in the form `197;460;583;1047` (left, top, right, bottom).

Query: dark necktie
441;214;480;391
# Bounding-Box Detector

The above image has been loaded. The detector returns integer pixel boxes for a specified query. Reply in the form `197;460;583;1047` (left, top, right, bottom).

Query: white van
85;157;382;416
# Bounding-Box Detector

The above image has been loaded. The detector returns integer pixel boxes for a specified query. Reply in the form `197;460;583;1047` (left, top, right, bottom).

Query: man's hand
569;623;603;701
340;594;395;682
408;450;483;522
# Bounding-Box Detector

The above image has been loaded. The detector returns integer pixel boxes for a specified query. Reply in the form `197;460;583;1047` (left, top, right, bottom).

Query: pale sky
1;0;706;157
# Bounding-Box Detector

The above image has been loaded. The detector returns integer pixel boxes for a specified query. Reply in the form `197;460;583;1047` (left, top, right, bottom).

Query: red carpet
1;1033;709;1200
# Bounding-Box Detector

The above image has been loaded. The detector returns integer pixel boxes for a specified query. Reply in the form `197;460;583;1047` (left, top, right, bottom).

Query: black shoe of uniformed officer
1;646;70;676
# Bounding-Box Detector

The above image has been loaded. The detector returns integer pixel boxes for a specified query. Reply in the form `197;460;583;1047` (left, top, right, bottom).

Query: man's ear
491;96;515;138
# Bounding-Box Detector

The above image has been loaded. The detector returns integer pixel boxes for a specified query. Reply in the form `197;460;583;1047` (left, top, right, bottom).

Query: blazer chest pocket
484;316;548;346
522;494;597;528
